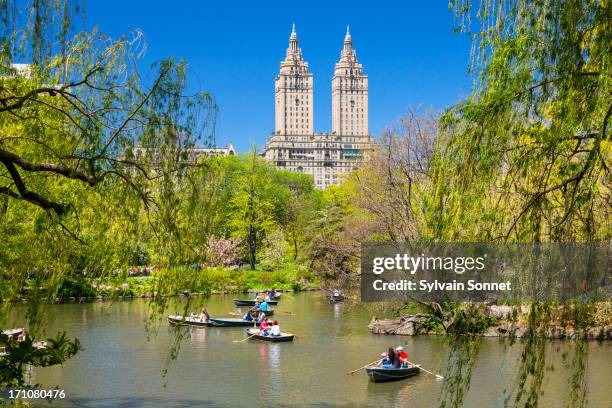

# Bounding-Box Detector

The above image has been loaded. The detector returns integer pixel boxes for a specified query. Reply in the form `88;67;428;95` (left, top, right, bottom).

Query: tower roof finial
345;25;352;42
292;23;296;35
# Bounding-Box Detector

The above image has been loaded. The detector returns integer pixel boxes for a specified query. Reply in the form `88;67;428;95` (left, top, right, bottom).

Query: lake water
3;292;611;407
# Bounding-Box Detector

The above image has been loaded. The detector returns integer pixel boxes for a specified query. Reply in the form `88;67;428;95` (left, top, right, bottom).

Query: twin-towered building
263;25;376;189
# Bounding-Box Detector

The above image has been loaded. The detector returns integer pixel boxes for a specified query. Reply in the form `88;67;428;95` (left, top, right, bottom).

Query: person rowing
200;308;210;322
396;346;409;368
378;347;401;368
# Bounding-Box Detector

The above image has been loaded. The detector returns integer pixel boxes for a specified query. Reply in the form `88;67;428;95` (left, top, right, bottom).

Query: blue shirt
260;301;269;311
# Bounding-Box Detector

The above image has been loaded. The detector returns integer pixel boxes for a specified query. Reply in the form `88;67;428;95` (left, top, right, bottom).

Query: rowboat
2;328;25;339
246;328;294;342
234;299;278;306
167;315;213;327
209;317;261;327
365;365;421;383
328;294;344;302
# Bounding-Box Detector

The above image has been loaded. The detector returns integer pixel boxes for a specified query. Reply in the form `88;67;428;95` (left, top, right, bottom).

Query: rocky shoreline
11;287;319;303
368;305;612;340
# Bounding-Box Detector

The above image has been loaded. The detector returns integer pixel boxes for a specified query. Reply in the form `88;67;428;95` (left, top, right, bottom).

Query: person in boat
395;346;408;368
16;329;28;342
260;300;269;314
382;347;401;368
190;311;198;320
269;288;277;298
396;346;409;368
333;289;342;297
259;318;271;335
243;310;253;321
376;352;389;367
253;292;260;301
270;320;280;336
200;308;210;322
264;293;271;302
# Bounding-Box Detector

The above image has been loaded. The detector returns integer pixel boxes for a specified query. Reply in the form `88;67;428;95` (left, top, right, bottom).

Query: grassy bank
25;264;320;301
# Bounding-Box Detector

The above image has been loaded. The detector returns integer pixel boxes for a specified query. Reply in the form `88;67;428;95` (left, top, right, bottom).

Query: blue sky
85;1;473;152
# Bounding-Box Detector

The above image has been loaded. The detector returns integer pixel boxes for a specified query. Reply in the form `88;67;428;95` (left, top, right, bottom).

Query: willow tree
430;1;610;407
430;0;610;243
0;0;215;386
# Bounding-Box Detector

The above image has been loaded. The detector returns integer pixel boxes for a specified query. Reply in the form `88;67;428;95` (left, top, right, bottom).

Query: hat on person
380;352;387;357
396;346;404;351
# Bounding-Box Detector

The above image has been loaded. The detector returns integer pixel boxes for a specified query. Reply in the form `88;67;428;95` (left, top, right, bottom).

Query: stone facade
274;24;314;136
263;25;376;190
332;27;368;136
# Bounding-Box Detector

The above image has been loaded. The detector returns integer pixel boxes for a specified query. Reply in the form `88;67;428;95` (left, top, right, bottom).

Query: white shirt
271;325;281;336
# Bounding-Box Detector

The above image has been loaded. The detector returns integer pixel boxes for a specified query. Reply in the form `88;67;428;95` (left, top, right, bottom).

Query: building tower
331;26;368;136
275;24;314;135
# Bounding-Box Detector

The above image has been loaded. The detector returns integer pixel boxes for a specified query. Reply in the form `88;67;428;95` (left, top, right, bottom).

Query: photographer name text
372;279;512;292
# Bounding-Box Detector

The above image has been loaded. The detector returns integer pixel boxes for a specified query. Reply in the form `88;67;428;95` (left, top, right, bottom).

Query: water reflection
333;302;343;320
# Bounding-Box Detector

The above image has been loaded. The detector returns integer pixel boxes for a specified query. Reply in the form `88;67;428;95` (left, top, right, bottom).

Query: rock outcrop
368;304;612;340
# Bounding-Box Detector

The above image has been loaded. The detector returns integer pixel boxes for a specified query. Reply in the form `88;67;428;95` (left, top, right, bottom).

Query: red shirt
260;321;269;331
397;351;408;362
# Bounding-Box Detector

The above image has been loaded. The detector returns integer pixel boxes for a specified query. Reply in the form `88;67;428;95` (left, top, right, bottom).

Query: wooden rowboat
246;328;294;342
209;317;261;327
167;315;213;327
366;365;421;383
2;328;25;339
234;299;279;306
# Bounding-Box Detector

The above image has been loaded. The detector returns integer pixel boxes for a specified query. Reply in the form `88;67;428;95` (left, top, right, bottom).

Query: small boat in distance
328;294;344;302
167;315;213;327
366;365;421;383
2;328;25;339
209;317;261;327
234;299;279;307
245;328;294;342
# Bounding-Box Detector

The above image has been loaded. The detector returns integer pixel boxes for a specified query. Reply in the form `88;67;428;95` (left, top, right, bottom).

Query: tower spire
287;23;300;56
342;25;354;56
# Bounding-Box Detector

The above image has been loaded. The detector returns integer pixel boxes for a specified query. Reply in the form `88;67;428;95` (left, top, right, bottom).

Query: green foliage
0;331;81;387
431;0;611;243
57;279;96;299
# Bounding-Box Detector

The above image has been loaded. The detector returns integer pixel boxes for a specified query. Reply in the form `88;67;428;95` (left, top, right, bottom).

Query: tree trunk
248;224;256;270
292;229;298;261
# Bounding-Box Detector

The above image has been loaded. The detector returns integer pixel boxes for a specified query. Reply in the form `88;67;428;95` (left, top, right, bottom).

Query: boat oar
233;333;258;343
278;310;294;315
346;358;382;375
407;360;444;380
